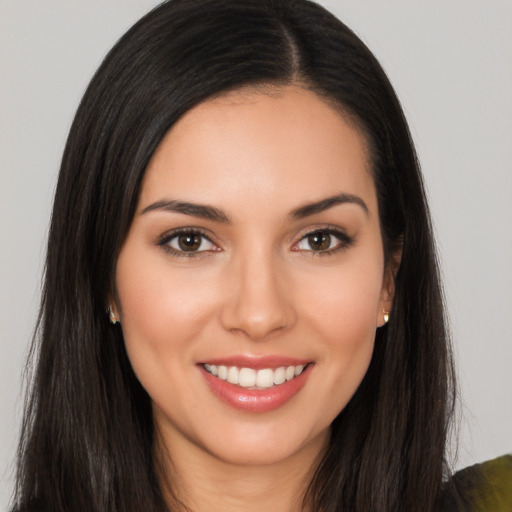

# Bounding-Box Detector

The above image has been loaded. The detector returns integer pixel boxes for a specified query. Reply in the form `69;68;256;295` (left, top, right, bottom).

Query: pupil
178;233;201;251
308;232;330;251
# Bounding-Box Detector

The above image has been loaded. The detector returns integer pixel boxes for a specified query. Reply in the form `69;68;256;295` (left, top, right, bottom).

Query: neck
155;430;328;512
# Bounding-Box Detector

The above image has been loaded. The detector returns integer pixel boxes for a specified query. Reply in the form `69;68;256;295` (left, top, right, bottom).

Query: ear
377;244;402;327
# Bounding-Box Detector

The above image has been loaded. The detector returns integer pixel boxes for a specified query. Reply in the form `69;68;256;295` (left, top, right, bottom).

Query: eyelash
293;227;354;256
157;228;218;258
157;227;354;258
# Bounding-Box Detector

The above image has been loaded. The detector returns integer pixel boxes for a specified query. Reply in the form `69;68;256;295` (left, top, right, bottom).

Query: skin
113;85;395;512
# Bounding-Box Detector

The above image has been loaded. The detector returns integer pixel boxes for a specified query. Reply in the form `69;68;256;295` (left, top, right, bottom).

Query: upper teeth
204;364;305;389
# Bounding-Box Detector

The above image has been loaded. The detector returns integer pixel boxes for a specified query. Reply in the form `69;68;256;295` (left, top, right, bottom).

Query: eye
294;229;352;254
160;230;218;255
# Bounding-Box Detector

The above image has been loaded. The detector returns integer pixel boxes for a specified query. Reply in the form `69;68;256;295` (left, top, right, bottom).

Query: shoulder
441;454;512;511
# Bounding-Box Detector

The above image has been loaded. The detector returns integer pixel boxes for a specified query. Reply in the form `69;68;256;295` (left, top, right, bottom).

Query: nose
220;251;296;341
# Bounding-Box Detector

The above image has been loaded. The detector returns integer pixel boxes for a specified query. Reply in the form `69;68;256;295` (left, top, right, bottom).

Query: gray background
1;1;511;508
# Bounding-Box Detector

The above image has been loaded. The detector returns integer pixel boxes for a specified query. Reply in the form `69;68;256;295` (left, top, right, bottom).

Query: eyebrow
141;199;231;223
288;193;369;220
140;192;368;223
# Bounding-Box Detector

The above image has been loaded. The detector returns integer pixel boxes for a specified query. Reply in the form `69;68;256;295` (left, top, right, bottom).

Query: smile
203;363;306;389
200;359;313;413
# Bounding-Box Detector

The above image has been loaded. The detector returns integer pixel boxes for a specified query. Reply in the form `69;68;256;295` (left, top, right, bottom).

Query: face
114;86;393;468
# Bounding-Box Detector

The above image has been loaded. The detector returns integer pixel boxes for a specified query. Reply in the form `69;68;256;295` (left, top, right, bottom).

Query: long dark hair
13;1;455;511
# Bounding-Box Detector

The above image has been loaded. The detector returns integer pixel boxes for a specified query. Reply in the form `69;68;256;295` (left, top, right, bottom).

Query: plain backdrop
1;1;511;509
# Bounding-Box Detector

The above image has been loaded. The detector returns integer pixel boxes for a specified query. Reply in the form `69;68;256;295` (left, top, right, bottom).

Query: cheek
313;290;379;419
299;257;384;339
115;250;220;376
314;281;378;377
295;256;383;401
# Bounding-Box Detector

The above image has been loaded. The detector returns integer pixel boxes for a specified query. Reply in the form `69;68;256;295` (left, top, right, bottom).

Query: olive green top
442;454;512;511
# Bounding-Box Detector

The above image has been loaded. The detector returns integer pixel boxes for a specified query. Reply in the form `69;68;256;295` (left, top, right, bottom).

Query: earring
107;305;118;325
383;308;390;324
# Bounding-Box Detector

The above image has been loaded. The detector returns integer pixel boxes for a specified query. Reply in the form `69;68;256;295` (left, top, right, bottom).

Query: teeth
204;363;307;389
217;365;228;380
239;367;256;387
227;366;239;385
256;368;274;388
273;367;286;385
204;364;218;376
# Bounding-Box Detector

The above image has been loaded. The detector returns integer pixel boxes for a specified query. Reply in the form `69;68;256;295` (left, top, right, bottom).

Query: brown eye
294;228;353;254
164;231;216;254
307;231;332;251
177;233;202;251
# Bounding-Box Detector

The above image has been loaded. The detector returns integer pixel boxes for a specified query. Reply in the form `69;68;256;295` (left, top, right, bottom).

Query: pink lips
198;356;313;413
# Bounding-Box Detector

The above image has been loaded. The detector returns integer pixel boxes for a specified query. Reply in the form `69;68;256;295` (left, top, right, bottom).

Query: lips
199;356;313;413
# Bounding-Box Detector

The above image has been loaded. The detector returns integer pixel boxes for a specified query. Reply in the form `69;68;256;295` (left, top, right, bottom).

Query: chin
196;420;330;468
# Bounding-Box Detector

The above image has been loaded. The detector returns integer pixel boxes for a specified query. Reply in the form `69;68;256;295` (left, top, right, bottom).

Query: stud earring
383;308;390;324
107;305;118;325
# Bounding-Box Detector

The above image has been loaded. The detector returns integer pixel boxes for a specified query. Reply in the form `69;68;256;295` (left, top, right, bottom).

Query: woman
11;1;510;511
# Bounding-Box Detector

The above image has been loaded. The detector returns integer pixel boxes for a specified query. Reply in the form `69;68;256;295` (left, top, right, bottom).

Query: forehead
138;86;377;216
